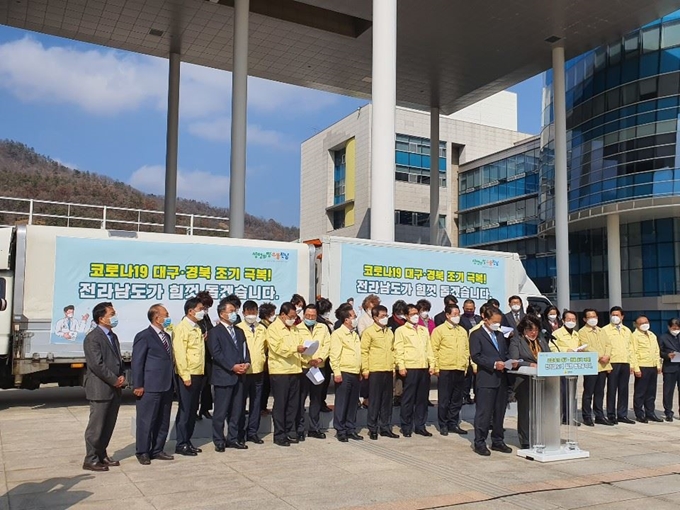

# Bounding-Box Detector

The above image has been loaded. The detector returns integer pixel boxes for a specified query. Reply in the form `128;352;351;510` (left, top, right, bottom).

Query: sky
0;25;543;228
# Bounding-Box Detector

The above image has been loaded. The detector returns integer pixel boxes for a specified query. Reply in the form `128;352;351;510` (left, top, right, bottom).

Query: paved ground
0;384;679;510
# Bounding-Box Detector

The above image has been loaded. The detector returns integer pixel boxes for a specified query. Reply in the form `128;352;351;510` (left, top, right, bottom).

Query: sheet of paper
500;326;514;338
517;366;537;376
671;352;680;363
576;344;588;352
504;359;522;370
302;340;319;356
306;366;325;385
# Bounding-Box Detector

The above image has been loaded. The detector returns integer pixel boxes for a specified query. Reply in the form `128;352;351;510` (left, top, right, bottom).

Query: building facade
300;92;531;245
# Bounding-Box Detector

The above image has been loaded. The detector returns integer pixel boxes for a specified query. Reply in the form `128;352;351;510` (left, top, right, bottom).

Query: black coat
659;332;680;374
208;323;251;386
131;326;174;393
469;326;509;389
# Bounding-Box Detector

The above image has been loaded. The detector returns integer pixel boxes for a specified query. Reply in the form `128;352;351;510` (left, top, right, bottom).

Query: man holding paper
330;303;364;442
296;304;331;440
579;309;613;427
361;304;398;440
659;318;680;422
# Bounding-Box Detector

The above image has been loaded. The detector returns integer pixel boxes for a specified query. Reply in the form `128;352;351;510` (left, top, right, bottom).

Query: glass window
640;52;660;78
662;20;680;48
609;41;622;64
642;26;661;53
624;33;639;58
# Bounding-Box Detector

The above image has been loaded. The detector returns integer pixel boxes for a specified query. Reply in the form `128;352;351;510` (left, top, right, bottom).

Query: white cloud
0;36;339;118
129;165;230;206
187;117;295;150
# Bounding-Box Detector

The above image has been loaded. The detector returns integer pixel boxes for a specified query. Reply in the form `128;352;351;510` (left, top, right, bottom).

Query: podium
511;351;598;462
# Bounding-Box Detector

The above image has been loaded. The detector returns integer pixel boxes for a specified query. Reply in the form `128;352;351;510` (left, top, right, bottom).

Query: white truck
0;225;550;390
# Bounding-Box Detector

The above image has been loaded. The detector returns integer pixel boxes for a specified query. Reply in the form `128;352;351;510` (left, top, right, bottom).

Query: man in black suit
434;295;458;327
501;295;526;333
208;297;251;451
469;307;516;456
460;299;482;332
659;318;680;422
82;302;124;472
132;304;175;465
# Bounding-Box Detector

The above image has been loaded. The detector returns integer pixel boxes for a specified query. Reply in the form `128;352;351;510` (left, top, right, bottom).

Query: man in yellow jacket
237;300;268;445
267;302;306;446
549;310;581;424
330;303;363;442
631;316;663;423
361;304;398;440
296;304;331;440
173;296;206;456
579;308;613;427
394;303;436;437
431;303;469;436
603;306;635;424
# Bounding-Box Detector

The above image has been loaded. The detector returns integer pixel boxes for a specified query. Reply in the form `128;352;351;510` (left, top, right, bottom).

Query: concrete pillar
229;0;249;238
370;0;397;242
430;107;440;245
164;52;181;234
552;43;570;311
607;213;622;307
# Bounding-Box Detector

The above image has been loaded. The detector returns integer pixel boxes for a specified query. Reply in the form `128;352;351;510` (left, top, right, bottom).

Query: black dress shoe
297;433;306;442
336;435;348;443
247;435;265;444
582;418;595;427
136;454;151;465
274;439;291;447
368;431;378;440
175;445;198;456
307;431;326;439
348;433;364;440
666;415;674;422
189;444;202;453
449;426;468;435
618;417;636;424
608;417;618;424
594;418;614;426
474;445;491;456
215;445;226;452
401;430;412;437
100;456;120;467
637;417;649;423
414;428;432;437
648;415;664;422
226;442;248;450
491;443;512;453
287;436;299;444
380;430;400;438
83;461;108;472
151;452;174;460
440;428;449;436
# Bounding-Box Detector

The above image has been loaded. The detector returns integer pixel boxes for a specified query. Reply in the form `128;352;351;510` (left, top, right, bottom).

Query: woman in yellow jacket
394;304;435;437
631;316;663;423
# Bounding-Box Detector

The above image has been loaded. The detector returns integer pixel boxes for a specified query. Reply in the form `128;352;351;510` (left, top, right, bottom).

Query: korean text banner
339;243;506;310
537;352;599;377
50;236;298;346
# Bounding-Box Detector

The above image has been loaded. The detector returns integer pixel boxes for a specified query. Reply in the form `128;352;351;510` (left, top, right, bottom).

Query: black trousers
360;378;370;400
270;374;300;442
199;358;213;414
633;367;658;419
175;374;203;448
239;372;264;441
297;370;324;433
464;364;476;398
135;389;172;456
514;379;530;446
367;371;394;433
606;363;630;420
213;381;245;446
400;369;430;433
261;363;271;411
582;372;606;420
334;372;361;436
662;370;680;418
320;363;332;406
474;384;508;448
84;393;121;464
437;369;465;430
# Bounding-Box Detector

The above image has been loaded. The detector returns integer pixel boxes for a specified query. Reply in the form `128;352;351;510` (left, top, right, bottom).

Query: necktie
159;331;171;356
108;332;119;357
250;324;255;333
228;326;237;347
489;331;499;351
67;318;72;330
514;313;519;323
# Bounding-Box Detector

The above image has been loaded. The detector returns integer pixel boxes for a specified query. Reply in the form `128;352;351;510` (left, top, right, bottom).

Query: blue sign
537;352;599;377
50;236;298;346
339;242;506;310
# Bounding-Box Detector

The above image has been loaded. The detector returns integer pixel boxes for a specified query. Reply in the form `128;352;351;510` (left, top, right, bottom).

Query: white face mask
670;329;680;337
244;315;257;324
397;314;406;320
284;318;296;327
194;310;205;321
564;321;577;329
449;316;461;325
409;314;419;325
296;307;303;315
610;316;621;325
586;318;598;327
268;315;276;323
548;314;557;321
378;317;389;327
489;322;501;331
639;323;650;332
420;311;429;320
511;304;521;312
351;317;359;329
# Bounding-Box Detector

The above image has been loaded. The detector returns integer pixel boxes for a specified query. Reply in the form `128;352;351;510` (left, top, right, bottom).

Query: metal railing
0;196;230;236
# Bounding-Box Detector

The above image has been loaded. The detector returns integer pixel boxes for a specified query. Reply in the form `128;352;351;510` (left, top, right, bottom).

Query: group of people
80;293;680;471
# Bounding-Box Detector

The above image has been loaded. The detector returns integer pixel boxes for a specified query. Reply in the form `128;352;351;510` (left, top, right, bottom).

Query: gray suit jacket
84;326;123;401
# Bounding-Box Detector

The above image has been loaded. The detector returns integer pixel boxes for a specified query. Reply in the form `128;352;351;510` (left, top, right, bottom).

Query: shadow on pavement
0;387;137;410
1;474;94;509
